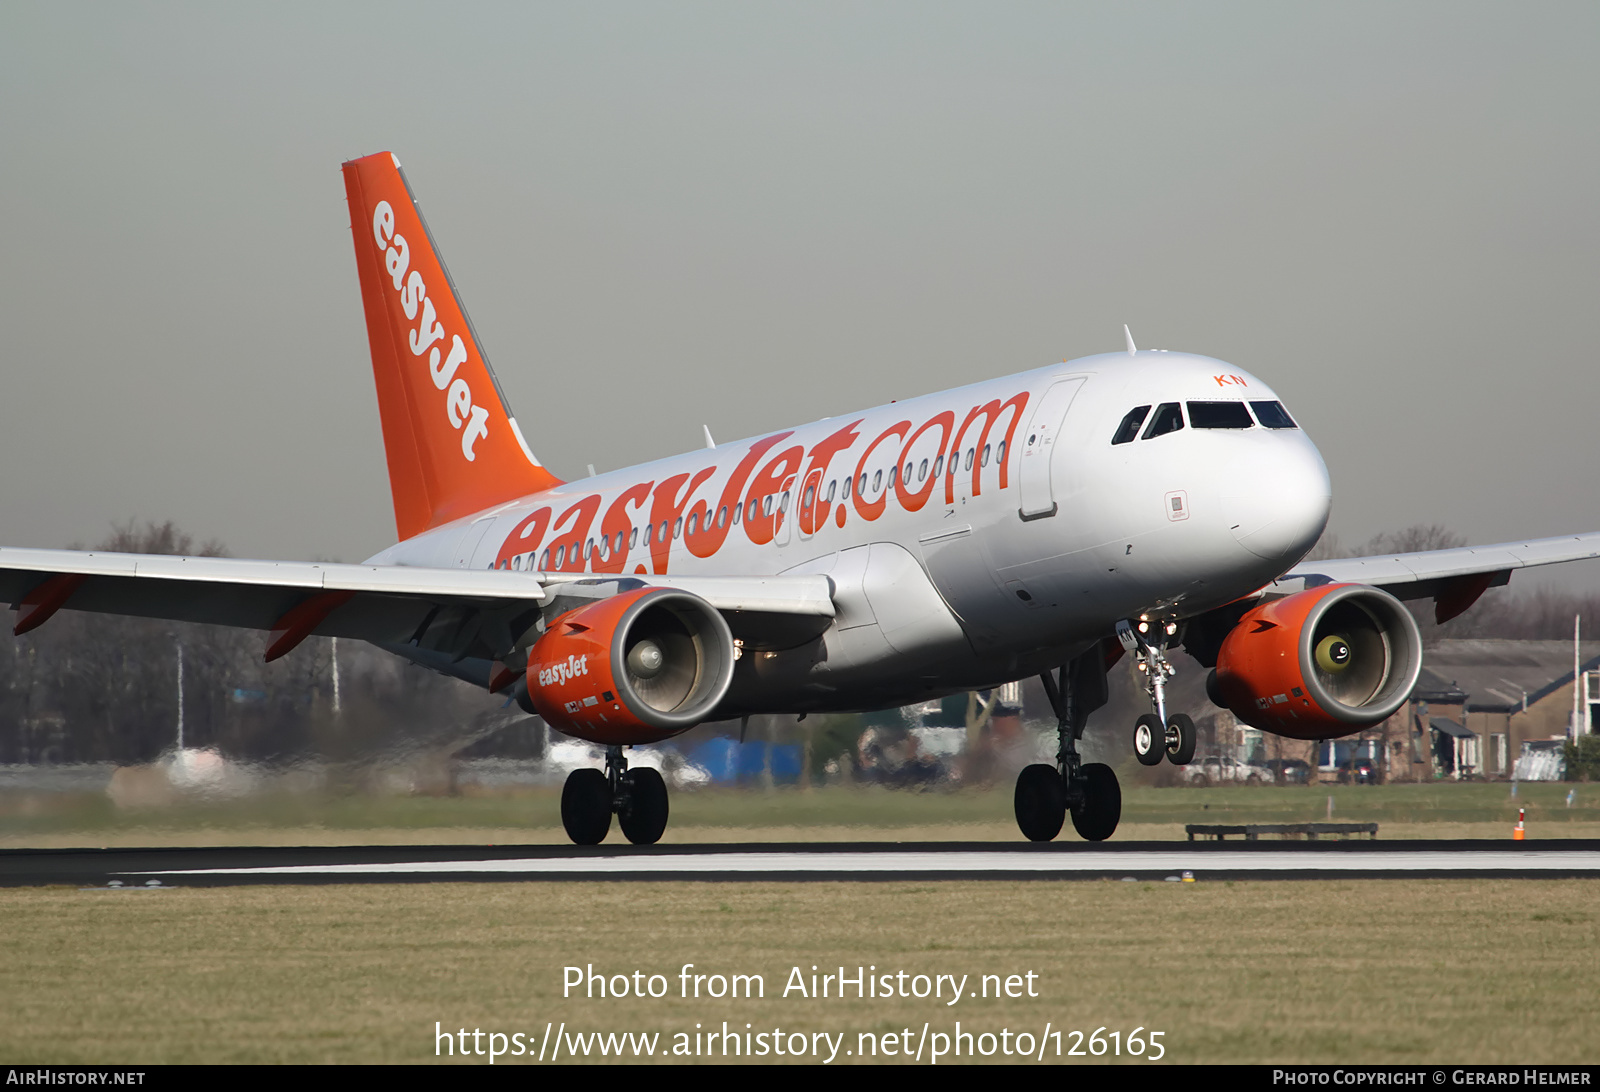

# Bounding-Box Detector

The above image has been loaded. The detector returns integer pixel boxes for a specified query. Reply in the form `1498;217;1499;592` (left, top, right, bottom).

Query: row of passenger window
1110;400;1298;444
492;439;1012;570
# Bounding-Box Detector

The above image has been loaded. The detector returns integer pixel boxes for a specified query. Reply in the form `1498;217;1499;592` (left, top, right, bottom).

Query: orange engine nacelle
1213;584;1422;740
525;587;735;745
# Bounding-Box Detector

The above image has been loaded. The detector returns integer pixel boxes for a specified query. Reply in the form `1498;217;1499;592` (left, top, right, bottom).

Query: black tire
1166;713;1197;765
618;767;670;845
561;767;612;845
1070;762;1121;841
1013;764;1066;842
1132;714;1165;766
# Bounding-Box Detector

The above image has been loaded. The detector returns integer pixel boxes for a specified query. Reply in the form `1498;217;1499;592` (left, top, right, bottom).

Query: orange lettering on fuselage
895;411;953;513
490;390;1031;574
592;481;653;575
852;421;912;522
743;444;804;545
948;393;1028;502
648;467;717;573
494;507;551;569
686;433;793;559
798;421;862;534
548;494;602;572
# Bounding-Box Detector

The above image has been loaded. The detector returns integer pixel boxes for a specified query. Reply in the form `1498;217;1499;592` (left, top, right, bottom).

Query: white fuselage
368;350;1332;718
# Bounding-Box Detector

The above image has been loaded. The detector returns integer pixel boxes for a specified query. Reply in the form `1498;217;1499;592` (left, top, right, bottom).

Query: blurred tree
1;521;492;766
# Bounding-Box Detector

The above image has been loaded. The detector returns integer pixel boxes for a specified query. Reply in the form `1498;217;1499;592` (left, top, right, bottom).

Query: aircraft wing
1272;531;1600;622
0;546;834;663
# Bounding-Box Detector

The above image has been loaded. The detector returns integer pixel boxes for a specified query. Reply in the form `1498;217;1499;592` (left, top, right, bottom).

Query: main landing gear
561;746;670;846
1014;650;1120;842
1121;619;1197;768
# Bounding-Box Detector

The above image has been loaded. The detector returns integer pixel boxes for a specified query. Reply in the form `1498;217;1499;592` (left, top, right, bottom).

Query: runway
6;840;1600;886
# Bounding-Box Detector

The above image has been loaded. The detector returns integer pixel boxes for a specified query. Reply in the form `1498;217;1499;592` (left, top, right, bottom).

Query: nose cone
1221;438;1331;561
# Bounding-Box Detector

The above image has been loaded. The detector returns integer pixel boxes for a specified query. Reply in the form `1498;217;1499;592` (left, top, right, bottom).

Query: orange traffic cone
1513;808;1525;841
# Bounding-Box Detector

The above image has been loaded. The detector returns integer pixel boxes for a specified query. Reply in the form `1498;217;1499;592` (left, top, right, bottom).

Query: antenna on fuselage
1124;325;1138;356
702;425;716;450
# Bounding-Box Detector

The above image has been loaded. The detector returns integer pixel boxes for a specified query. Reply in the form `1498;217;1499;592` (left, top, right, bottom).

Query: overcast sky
1;3;1596;590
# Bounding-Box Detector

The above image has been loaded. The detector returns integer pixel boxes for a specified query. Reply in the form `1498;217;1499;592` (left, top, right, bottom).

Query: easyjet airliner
3;153;1596;845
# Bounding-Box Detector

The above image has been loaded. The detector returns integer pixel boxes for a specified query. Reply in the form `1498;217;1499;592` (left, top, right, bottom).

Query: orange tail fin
342;152;561;540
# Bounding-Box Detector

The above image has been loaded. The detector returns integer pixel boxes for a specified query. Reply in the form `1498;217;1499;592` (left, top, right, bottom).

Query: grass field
1;780;1596;847
4;783;1597;1064
2;878;1597;1064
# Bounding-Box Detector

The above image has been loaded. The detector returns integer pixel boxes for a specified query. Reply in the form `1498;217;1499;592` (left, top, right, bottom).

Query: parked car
1182;755;1275;786
1260;758;1313;785
1339;754;1382;785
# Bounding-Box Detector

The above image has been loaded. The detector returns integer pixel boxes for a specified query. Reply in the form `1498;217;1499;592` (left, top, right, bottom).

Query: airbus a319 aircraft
4;153;1597;845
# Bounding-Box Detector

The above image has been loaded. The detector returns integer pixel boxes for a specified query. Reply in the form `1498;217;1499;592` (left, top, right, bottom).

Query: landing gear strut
560;746;670;846
1120;620;1196;767
1013;649;1120;842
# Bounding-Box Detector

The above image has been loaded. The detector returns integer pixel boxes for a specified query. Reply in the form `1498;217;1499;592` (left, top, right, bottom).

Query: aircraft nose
1220;438;1331;561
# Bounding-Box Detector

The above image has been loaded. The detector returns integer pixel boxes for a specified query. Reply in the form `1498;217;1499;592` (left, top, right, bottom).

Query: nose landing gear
1013;647;1120;842
1121;619;1196;767
560;745;670;845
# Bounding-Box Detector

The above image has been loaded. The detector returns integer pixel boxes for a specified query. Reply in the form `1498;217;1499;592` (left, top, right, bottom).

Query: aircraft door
453;517;496;569
774;474;798;547
797;468;824;541
1017;377;1085;520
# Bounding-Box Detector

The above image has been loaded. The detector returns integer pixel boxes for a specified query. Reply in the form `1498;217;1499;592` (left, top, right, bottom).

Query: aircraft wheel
561;768;612;845
1070;763;1121;841
1013;764;1066;842
1133;714;1166;766
619;767;669;845
1165;713;1197;765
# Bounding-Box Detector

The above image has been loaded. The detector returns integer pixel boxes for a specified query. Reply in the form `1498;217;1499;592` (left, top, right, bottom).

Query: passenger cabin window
1250;400;1298;429
1187;401;1253;429
1113;405;1151;444
1141;402;1184;439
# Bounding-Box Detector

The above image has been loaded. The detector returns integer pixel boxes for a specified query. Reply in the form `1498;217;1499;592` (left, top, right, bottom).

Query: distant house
1363;640;1600;782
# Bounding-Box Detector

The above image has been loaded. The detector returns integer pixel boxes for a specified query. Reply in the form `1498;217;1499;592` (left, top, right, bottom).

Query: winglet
1124;325;1138;356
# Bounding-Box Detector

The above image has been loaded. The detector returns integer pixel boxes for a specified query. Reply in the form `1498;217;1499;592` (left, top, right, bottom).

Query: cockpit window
1250;400;1298;429
1111;405;1151;445
1141;402;1184;439
1187;401;1253;429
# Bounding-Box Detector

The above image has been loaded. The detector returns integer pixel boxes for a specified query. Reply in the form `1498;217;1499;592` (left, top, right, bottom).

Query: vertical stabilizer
342;152;561;540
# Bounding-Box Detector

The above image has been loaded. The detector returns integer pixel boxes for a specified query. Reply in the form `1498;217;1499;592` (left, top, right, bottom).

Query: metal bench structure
1184;822;1379;841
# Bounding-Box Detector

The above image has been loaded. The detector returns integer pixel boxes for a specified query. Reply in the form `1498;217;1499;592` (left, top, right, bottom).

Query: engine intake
1213;583;1421;739
526;587;735;744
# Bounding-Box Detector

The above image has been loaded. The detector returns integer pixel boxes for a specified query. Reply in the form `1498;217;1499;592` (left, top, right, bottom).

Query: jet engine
1212;583;1422;739
525;587;736;745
